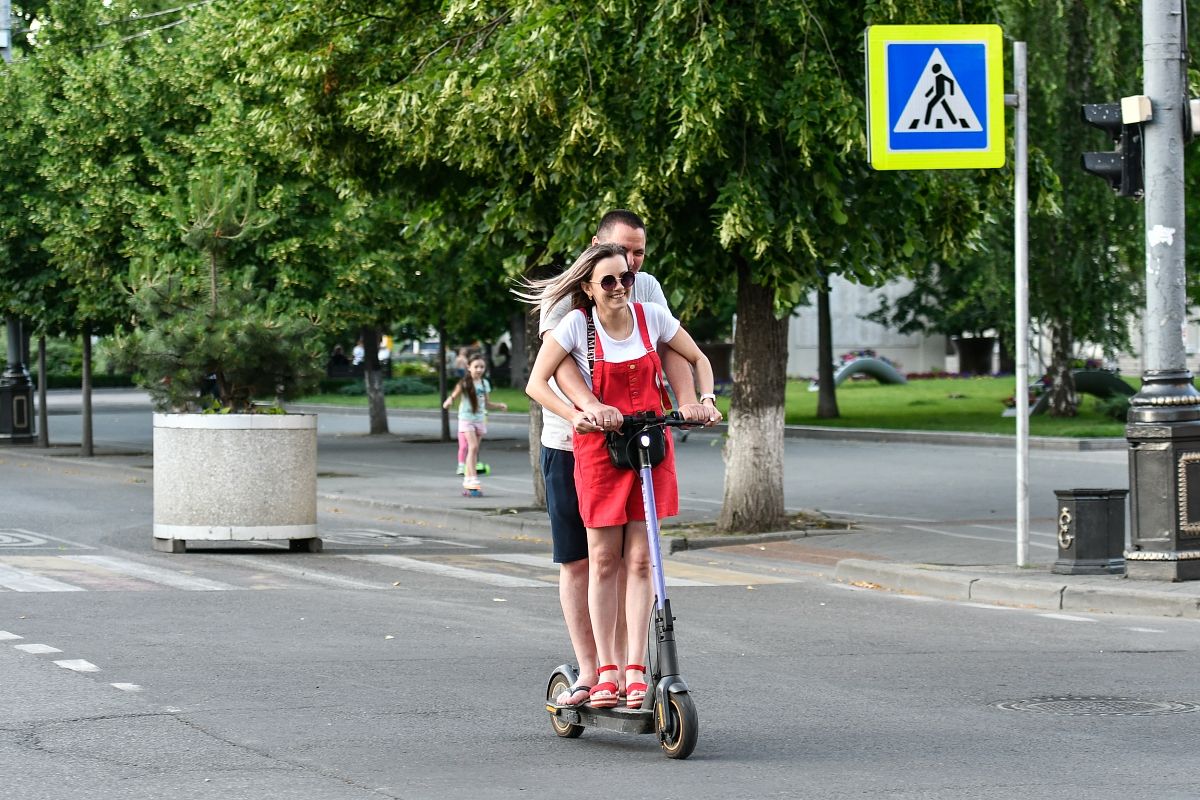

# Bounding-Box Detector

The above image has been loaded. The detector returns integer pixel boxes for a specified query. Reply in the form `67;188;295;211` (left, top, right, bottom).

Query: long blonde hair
514;243;628;312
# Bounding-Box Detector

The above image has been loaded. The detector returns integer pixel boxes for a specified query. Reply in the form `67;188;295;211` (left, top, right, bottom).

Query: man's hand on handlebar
578;401;625;432
677;402;723;427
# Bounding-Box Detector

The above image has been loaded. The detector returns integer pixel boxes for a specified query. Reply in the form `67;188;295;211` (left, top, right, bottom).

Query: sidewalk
16;389;1200;620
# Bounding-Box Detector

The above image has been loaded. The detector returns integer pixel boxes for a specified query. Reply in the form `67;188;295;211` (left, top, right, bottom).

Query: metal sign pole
1006;42;1030;567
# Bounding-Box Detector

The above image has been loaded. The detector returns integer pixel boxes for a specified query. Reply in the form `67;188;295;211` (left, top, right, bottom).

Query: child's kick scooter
544;411;699;760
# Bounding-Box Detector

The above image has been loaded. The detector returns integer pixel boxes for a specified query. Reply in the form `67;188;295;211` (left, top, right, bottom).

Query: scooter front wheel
546;674;585;739
657;691;698;759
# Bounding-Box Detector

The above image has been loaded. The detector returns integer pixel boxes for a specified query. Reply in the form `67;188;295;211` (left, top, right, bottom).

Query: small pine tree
112;170;321;412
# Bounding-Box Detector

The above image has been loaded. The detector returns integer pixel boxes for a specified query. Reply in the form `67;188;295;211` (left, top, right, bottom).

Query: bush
1095;394;1130;422
337;377;437;396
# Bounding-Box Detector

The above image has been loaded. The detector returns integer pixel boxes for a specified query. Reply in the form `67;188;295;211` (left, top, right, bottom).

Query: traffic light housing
1080;102;1143;198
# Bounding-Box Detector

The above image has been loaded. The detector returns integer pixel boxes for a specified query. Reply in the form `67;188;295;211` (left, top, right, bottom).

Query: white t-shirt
538;272;671;451
550;303;681;391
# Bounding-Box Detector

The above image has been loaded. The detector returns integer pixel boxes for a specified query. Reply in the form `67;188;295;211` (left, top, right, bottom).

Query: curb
665;525;855;553
316;492;554;539
832;559;1200;619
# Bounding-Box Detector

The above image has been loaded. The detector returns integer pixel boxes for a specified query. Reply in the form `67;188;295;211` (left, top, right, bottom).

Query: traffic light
1080;102;1143;198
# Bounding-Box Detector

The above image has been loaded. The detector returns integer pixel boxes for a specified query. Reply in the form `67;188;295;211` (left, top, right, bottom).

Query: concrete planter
152;413;320;553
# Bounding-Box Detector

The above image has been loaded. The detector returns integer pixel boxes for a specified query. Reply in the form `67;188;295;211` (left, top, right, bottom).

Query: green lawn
297;375;1132;438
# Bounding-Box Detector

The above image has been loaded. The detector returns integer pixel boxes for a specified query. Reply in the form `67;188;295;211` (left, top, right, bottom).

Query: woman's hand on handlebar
677;402;723;427
580;401;624;431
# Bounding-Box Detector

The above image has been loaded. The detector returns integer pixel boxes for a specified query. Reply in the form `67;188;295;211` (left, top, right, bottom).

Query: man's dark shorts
542;446;588;564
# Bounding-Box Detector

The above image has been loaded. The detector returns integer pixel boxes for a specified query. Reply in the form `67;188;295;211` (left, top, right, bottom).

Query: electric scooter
544;411;699;760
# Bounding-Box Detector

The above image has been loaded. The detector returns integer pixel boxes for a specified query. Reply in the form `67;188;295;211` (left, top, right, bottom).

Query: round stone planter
152;413;320;553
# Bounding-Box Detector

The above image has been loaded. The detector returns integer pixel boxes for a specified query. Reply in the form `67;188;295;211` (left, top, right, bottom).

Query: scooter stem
638;453;669;612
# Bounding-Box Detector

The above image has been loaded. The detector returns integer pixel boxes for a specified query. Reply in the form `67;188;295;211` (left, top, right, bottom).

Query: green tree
224;0;1003;531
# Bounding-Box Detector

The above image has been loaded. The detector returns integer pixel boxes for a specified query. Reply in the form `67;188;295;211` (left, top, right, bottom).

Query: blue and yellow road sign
866;24;1005;170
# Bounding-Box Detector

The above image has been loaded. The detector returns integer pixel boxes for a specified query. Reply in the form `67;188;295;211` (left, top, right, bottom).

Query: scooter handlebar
619;411;693;429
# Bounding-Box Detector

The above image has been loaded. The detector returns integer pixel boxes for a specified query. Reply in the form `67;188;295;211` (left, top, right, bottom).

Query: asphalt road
3;396;1198;799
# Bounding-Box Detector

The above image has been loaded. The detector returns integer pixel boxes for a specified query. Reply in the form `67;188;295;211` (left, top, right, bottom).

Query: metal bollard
1052;489;1128;575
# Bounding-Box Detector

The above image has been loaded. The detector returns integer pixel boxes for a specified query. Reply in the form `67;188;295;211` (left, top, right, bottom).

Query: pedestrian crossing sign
866;24;1005;170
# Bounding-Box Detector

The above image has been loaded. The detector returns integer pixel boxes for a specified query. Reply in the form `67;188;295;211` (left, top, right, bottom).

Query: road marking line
8;529;98;551
203;555;384;591
970;524;1057;539
904;524;1057;550
1127;627;1166;633
485;552;714;587
14;643;62;654
960;602;1020;611
62;555;236;591
824;509;937;523
0;562;85;592
55;659;100;673
1038;613;1096;623
344;554;553;588
0;631;22;641
111;683;142;692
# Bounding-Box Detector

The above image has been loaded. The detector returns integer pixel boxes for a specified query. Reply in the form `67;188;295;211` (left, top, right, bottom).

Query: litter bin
1052;488;1128;575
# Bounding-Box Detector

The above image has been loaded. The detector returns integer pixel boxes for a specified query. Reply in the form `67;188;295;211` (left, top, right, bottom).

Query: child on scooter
443;355;507;493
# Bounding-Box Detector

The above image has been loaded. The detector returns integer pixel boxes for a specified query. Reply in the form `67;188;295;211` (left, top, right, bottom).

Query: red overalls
572;303;679;529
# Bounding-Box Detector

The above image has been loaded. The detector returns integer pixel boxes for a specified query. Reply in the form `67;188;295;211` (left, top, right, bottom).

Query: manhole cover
994;696;1200;716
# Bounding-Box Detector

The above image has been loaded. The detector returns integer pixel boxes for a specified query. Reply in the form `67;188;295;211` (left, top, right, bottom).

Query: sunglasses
589;271;636;292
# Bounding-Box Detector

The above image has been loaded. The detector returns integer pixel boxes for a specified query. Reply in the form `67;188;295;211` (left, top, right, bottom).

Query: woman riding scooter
522;242;721;709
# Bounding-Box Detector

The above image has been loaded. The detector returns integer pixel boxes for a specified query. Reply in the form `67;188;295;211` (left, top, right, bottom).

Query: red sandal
588;665;620;708
625;664;648;709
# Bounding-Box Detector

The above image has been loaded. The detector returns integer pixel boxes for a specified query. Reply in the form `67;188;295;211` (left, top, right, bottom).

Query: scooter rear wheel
657;691;698;759
547;674;585;739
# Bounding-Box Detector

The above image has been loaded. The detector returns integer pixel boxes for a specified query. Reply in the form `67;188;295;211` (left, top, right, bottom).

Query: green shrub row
335;377;438;396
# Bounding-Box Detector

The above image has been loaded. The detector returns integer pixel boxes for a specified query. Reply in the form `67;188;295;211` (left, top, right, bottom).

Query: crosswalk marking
343;554;553;588
61;555;236;591
0;561;86;592
0;550;798;593
0;631;23;640
14;643;61;654
486;552;714;587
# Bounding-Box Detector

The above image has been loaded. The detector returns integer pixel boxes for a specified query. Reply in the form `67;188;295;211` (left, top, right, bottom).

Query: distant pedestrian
442;355;507;493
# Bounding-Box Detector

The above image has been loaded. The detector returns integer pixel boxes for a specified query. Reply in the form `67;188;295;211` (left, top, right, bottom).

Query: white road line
111;683;142;692
344;554;553;588
0;563;85;592
823;510;937;523
55;659;100;673
970;524;1057;539
0;631;22;641
1127;627;1166;634
903;524;1057;550
7;529;98;551
203;555;384;591
960;602;1021;611
14;643;62;654
485;552;712;587
1038;613;1096;623
62;555;236;591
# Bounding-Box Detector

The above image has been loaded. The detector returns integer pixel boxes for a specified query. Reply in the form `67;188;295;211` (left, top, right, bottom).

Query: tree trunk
37;336;48;448
81;328;93;457
1047;324;1077;417
362;326;389;434
815;278;839;419
437;325;451;442
525;306;546;507
718;256;788;533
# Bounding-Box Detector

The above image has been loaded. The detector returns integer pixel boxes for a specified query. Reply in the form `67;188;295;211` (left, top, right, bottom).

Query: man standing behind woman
528;211;721;707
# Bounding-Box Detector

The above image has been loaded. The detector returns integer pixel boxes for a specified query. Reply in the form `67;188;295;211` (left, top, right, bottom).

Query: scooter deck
545;702;655;735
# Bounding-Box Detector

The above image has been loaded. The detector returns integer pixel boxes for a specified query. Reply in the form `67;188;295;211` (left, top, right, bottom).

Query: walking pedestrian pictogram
894;52;982;132
865;25;1004;170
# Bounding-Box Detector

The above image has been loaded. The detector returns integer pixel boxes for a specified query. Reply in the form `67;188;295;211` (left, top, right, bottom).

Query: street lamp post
1124;0;1200;580
0;0;34;444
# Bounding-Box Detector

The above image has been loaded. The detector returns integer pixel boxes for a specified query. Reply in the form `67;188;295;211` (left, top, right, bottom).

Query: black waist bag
606;426;666;470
